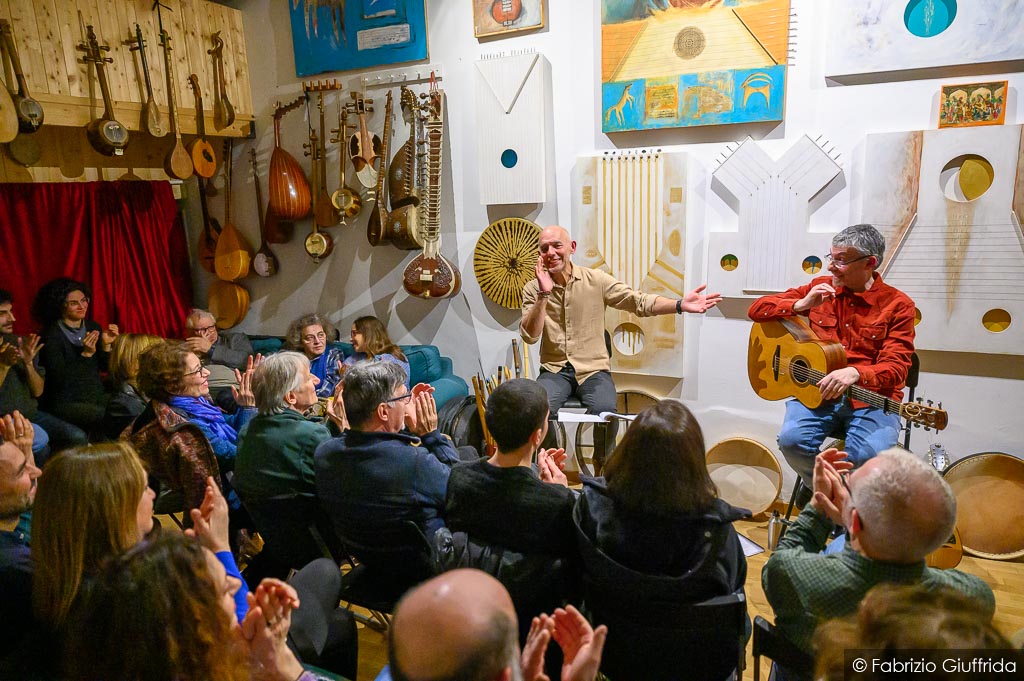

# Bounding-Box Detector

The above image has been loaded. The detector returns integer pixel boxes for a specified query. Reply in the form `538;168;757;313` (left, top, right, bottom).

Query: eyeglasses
183;364;207;378
824;253;872;269
839;471;861;531
65;297;90;307
193;324;217;334
382;391;412;405
303;332;327;343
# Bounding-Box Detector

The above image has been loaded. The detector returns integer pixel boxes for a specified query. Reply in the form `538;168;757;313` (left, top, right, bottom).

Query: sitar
386;85;424;250
0;20;43;133
127;23;164;138
160;30;193;179
365;89;393;247
187;74;217;178
748;317;948;431
80;25;129;156
402;82;462;300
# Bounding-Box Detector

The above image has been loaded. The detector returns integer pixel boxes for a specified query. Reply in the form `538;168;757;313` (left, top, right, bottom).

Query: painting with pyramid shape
601;0;789;132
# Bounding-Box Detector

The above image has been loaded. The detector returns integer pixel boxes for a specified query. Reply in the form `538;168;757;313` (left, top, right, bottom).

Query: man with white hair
183;308;254;409
763;447;995;655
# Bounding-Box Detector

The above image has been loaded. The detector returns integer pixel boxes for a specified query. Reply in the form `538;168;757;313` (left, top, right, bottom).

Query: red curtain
0;181;193;338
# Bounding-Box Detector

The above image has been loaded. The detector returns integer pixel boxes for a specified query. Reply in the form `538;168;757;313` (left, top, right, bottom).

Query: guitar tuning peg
938;402;942;409
916;397;923;404
927;399;933;406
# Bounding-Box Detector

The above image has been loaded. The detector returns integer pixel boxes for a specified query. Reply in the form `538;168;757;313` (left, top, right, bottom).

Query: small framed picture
938;81;1008;129
473;0;545;39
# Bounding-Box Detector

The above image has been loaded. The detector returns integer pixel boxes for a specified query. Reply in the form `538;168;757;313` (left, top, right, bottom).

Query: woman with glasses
31;277;119;432
285;313;343;399
340;315;410;388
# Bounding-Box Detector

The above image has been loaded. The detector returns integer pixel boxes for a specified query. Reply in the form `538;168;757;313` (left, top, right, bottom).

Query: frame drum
706;438;782;516
942;452;1024;560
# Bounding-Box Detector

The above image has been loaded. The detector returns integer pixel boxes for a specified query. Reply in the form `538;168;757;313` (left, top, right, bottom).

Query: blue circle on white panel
904;0;957;38
501;149;518;168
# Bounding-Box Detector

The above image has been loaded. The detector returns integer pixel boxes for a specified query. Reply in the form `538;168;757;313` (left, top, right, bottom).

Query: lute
0;20;43;133
365;89;393;246
313;90;340;227
214;139;253;281
268;96;311;222
748;317;948;431
159;30;193;179
127;23;164;138
386;85;424;250
329;100;362;223
79;25;129;156
187;74;217;178
304;127;334;263
402;82;462;300
196;176;221;274
208;32;235;131
250;148;278;277
348;90;381;188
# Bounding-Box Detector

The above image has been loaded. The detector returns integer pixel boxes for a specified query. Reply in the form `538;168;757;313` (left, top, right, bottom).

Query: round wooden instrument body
7;133;40;166
942;452;1024;560
304;231;334;262
269;147;311;220
207;280;249;329
15;97;43;132
706;437;782;516
214;223;252;282
87;119;129;156
473;217;540;309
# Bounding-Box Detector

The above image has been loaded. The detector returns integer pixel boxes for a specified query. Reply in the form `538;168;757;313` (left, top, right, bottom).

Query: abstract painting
290;0;428;77
473;0;545;38
825;1;1024;82
939;81;1008;129
600;0;790;133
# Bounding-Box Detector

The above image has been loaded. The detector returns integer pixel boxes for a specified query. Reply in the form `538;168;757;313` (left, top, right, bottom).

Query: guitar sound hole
791;359;810;386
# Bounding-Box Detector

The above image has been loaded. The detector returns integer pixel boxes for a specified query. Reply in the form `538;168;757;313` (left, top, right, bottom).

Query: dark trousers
32;410;88;455
537;366;618;469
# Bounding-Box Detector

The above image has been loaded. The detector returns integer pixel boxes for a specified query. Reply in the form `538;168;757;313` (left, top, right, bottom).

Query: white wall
195;0;1024;490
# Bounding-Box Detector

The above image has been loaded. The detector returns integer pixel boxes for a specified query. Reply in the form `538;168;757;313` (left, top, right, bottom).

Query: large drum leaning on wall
942;452;1024;560
706;437;782;517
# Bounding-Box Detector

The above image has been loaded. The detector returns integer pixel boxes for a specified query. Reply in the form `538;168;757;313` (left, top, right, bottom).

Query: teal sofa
247;336;469;409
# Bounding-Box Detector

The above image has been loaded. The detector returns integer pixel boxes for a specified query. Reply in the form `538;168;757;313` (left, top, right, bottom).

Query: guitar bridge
419;269;433;282
772;345;780;381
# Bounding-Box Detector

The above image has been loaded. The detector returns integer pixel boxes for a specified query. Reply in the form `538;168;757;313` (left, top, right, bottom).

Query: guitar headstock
901;399;948;431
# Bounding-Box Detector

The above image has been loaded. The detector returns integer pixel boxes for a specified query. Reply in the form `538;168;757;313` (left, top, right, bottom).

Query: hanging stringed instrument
491;0;523;27
159;30;193;179
127;23;164;138
365;89;393;247
386;85;424;251
402;82;462;300
348;90;381;189
0;20;43;133
304;126;334;264
330;99;361;223
208;31;235;131
187;74;217;178
313;89;340;227
214;139;253;281
250;148;278;277
0;42;17;143
196;176;221;274
79;25;129;156
269;96;311;221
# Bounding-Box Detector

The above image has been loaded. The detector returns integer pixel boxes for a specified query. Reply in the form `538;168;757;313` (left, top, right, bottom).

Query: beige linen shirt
520;264;660;383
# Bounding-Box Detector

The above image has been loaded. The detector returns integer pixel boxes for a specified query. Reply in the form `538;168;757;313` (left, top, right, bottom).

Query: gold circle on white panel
612;322;645;356
939;154;994;202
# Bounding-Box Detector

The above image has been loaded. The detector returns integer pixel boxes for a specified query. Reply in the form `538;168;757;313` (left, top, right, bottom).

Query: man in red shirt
748;224;915;486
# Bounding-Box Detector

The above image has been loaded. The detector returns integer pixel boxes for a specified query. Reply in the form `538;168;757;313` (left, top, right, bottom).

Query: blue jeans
778;398;902;485
32;410;88;454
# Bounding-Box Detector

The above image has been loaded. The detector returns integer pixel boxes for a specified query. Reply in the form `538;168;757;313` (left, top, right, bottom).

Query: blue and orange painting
601;0;790;132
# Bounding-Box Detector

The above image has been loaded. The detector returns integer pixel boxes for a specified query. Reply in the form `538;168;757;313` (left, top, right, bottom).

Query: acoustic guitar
208;32;235;132
0;20;43;133
491;0;523;27
748;317;948;431
128;23;164;138
925;527;963;570
186;74;217;178
402;82;462;300
366;90;393;247
159;30;193;179
80;25;129;156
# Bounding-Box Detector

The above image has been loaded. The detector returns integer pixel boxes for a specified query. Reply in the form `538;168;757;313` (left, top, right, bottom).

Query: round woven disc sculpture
473;217;541;309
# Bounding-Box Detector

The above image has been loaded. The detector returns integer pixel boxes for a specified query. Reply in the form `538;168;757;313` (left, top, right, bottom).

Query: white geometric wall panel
571;149;687;378
708;135;843;297
854;125;1024;355
475;52;551;205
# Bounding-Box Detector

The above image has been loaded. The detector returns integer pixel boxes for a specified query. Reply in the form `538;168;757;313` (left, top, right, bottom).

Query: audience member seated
340;316;411;388
315;362;459;585
1;288;86;456
64;532;338;681
443;378;578;648
813;584;1015;681
762;447;996;660
101;333;163;440
287;313;344;399
0;416;41;663
184;308;255;411
573;399;749;680
388;568;607;681
32;277;118;432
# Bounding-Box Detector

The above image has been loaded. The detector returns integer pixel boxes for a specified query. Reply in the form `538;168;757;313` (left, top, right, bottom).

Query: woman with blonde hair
340;315;410;387
286;313;343;398
101;333;163;439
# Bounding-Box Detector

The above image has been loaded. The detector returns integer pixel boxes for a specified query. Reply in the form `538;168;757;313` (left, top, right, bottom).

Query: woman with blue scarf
285;313;343;399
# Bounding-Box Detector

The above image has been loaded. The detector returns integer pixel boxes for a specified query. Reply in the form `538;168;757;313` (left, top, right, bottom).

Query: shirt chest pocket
856;323;888;355
809;312;838;339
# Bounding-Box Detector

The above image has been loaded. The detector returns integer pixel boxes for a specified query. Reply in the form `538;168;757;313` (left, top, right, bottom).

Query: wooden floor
348;517;1024;681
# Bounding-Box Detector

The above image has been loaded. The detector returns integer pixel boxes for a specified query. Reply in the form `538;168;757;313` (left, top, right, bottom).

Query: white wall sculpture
474;51;552;205
708;135;843;297
571;149;688;378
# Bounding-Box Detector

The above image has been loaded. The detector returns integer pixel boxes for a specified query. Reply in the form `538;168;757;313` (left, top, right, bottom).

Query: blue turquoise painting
601;0;790;133
290;0;428;77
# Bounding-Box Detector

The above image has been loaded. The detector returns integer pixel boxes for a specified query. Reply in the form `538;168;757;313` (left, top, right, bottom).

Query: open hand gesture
0;341;18;368
679;284;722;313
17;334;42;366
551;605;607;681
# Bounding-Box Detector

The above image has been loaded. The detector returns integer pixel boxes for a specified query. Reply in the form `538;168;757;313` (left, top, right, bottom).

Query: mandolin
268;96;311;221
330;101;362;223
348;91;382;189
159;30;193;179
386;85;424;250
748;317;948;430
196;177;221;274
80;25;128;156
186;74;217;178
214;139;252;281
208;32;235;132
0;20;43;133
402;82;462;300
250;148;278;277
128;23;164;138
313;90;340;228
304;127;334;263
491;0;523;27
365;89;393;247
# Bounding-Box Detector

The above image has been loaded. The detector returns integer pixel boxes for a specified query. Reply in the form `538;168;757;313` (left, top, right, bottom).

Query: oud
127;23;164;138
386;85;424;250
79;25;129;156
268;97;311;221
402;82;462;300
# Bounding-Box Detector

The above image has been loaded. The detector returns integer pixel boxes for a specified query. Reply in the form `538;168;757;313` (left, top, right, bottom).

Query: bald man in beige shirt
520;225;720;468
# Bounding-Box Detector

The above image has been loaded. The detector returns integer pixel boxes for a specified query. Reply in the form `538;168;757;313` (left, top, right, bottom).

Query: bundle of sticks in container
472;338;529;455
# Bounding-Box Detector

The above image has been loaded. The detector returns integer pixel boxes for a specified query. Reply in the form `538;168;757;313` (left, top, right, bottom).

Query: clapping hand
409;390;438;436
538;447;569;487
239;579;303;681
81;330;100;357
325;381;348;431
231;354;262;407
552;605;607;681
185;477;231;553
810;448;854;525
521;614;556;681
101;323;119;350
